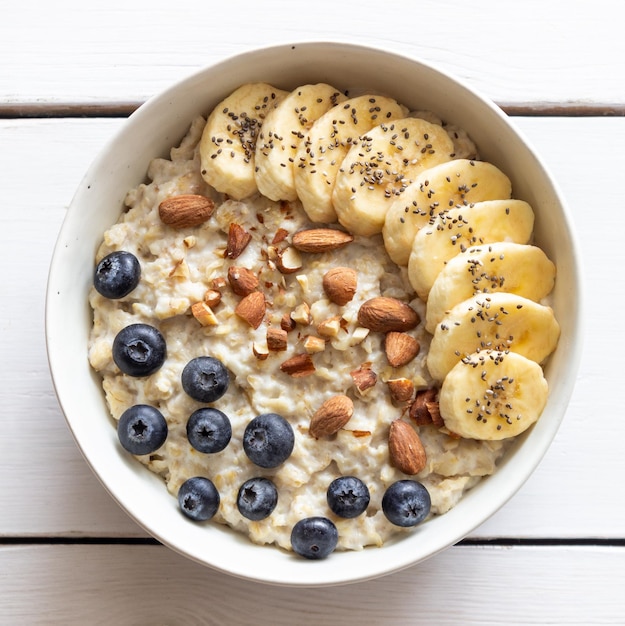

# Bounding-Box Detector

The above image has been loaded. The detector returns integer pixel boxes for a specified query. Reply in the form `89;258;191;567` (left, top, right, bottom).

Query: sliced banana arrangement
199;81;560;443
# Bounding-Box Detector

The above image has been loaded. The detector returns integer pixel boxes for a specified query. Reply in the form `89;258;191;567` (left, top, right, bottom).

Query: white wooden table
2;1;624;623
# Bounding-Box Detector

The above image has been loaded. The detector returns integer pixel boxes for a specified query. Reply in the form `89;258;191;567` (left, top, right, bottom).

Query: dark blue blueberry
181;356;229;403
243;413;294;468
327;476;370;518
237;477;278;521
117;404;167;455
94;250;141;299
186;407;232;453
381;480;431;527
177;476;220;522
290;517;338;560
112;323;166;377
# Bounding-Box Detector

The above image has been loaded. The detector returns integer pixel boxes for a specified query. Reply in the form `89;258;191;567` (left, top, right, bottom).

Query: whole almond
292;228;354;253
322;267;358;305
388;419;427;475
228;266;259;296
309;395;354;438
385;332;420;367
234;291;266;329
158;194;215;229
357;297;420;332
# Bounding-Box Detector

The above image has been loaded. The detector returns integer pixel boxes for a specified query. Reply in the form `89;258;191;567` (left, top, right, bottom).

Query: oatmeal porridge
88;83;559;556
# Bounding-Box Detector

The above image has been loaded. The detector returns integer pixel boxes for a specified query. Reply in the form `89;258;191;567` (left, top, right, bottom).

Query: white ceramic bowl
46;42;582;587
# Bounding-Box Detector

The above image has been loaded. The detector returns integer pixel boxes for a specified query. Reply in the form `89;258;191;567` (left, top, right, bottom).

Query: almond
158;194;215;229
203;289;222;308
385;332;420;367
350;364;377;393
387;378;415;405
317;315;342;338
191;301;218;327
303;335;326;354
234;291;265;329
357;297;420;333
290;302;312;326
267;327;288;351
252;341;269;360
280;353;316;377
426;400;443;427
280;313;297;332
275;246;303;274
227;266;259;296
292;228;354;253
409;388;439;426
272;227;289;244
388;419;427;475
309;395;354;438
322;267;357;305
225;223;252;259
211;276;227;290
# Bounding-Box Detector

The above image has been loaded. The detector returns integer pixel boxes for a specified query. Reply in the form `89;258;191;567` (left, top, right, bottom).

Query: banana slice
425;242;556;333
293;94;407;223
200;83;288;199
439;350;549;440
254;84;347;201
408;199;535;300
427;292;560;381
383;159;512;266
331;117;455;236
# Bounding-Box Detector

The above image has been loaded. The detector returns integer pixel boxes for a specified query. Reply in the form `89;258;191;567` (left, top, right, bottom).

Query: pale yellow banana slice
408;199;535;300
200;83;288;199
439;350;549;440
427;292;560;381
254;84;346;201
382;159;512;266
293;94;407;223
425;242;556;333
331;117;455;237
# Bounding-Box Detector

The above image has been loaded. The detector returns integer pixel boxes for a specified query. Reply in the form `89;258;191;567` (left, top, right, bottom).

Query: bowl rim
45;40;583;587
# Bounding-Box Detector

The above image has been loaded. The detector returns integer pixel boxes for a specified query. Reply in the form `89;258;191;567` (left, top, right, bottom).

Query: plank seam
1;102;625;119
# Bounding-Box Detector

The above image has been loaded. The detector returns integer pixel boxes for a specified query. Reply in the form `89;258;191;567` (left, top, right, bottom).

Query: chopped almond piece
267;327;288;351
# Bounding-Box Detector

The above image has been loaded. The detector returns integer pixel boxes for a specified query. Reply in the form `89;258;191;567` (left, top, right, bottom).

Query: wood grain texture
1;544;623;624
1;0;624;107
0;116;623;540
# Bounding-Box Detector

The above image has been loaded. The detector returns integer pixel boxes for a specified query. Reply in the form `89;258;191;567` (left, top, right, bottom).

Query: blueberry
327;476;370;518
291;517;338;560
186;407;232;453
177;476;220;522
243;413;294;468
237;477;279;521
181;356;229;403
117;404;167;455
112;323;166;377
382;480;431;527
94;250;141;299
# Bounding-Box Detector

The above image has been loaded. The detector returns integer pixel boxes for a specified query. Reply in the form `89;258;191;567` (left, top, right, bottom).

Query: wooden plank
1;544;624;623
2;0;624;107
1;116;623;539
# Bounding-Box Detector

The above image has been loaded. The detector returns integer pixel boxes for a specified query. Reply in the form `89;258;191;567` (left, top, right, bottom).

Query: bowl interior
46;42;582;587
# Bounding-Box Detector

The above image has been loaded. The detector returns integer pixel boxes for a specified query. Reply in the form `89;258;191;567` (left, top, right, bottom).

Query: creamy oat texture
88;116;510;551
